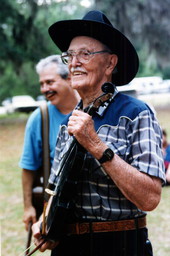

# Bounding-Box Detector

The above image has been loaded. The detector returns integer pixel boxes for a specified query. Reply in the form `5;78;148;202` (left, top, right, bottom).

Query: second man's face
39;64;72;107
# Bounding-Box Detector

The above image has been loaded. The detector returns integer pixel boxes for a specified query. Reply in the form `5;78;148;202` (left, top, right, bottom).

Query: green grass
1;104;170;256
0;114;50;256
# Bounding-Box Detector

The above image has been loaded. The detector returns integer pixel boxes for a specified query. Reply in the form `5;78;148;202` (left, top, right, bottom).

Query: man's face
39;63;71;106
67;36;115;95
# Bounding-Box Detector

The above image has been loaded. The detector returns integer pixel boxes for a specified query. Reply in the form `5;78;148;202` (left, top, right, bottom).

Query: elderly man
32;11;165;256
19;55;79;230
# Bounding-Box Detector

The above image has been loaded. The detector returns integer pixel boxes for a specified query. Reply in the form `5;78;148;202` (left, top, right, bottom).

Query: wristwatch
98;148;114;164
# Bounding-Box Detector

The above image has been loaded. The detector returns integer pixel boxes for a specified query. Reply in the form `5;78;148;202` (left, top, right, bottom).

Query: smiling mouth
45;91;56;99
71;68;86;76
72;71;86;76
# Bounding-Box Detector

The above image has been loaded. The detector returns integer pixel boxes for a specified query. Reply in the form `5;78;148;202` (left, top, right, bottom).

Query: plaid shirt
49;91;165;221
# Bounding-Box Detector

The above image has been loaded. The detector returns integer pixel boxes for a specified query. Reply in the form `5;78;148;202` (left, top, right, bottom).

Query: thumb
32;221;42;239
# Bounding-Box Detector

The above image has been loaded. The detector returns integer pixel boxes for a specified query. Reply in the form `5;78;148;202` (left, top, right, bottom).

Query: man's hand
68;109;106;160
68;110;101;148
32;221;59;252
23;205;37;231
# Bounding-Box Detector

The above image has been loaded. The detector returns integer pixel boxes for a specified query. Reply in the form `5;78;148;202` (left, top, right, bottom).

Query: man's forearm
22;169;36;209
102;153;162;211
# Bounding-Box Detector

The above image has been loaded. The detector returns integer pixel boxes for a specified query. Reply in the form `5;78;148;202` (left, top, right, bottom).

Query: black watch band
98;148;114;164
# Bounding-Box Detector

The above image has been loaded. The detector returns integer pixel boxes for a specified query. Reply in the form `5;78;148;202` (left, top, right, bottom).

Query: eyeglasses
61;49;112;65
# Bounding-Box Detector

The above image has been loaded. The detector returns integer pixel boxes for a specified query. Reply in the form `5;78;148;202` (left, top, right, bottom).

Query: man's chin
50;100;58;106
71;80;85;90
47;96;58;105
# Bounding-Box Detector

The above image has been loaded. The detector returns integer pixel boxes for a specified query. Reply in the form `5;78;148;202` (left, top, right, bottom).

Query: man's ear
106;54;118;75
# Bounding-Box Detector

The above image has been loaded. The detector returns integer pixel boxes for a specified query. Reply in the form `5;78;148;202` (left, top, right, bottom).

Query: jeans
51;228;153;256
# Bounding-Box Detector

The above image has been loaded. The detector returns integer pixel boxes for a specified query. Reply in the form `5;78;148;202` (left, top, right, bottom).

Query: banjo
26;82;115;255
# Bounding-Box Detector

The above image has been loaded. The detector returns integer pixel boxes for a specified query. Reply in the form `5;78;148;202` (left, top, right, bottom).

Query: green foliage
95;0;170;78
162;66;170;79
0;0;90;104
0;61;39;102
137;44;162;77
0;63;21;100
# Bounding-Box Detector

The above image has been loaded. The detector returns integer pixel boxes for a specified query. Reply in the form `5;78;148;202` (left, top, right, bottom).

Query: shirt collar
96;87;118;116
76;85;119;117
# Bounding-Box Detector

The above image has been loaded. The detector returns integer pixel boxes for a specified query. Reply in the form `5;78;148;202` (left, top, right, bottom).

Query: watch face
105;148;114;160
99;148;114;164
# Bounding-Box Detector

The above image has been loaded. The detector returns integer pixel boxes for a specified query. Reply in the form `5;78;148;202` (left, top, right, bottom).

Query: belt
67;216;146;235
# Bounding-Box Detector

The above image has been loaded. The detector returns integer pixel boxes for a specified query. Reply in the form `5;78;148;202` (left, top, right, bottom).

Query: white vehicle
118;76;166;96
129;76;163;95
4;95;39;113
117;83;138;98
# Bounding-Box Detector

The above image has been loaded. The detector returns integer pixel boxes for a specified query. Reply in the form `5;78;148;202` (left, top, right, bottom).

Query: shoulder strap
40;103;50;195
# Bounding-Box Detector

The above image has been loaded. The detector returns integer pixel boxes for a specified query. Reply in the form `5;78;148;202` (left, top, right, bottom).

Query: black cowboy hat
48;10;139;86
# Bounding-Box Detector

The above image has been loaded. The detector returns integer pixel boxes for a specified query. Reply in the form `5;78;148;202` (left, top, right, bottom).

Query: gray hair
35;55;69;79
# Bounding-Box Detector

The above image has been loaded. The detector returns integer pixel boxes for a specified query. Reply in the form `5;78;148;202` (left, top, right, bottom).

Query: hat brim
49;19;139;86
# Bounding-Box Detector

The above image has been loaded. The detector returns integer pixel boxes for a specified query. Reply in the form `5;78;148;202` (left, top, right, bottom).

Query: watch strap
98;148;114;164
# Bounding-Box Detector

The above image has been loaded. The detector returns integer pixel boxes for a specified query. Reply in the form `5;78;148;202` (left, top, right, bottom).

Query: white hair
35;55;69;79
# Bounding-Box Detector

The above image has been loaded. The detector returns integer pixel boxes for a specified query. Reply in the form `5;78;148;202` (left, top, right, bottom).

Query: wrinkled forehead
68;36;105;51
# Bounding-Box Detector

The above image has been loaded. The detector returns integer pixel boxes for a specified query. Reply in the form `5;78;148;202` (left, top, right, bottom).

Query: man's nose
71;55;81;65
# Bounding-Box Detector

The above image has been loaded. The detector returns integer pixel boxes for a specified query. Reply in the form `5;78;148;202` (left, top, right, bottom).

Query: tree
94;0;170;77
1;0;170;103
0;0;90;103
